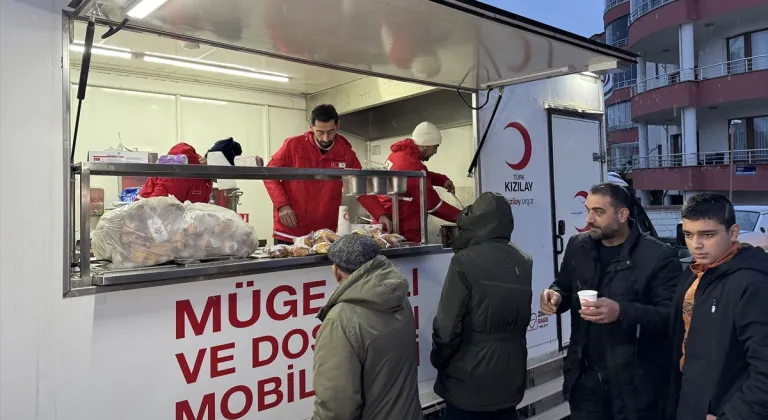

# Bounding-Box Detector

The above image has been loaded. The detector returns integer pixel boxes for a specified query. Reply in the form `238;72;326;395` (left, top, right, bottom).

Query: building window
606;101;634;132
613;64;637;89
727;29;768;74
606;15;629;46
729;116;768;163
608;142;639;172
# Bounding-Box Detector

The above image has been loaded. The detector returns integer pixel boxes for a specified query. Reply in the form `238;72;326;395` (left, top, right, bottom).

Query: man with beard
264;104;372;244
360;121;461;242
540;182;681;420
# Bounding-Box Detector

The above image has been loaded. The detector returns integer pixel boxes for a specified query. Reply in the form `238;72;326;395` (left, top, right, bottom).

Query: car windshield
735;211;760;232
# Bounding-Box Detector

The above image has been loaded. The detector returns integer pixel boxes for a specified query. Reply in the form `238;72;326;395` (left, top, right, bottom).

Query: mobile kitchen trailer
0;1;636;419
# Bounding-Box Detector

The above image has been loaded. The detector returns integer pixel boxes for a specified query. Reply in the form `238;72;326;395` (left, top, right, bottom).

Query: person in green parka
431;192;533;420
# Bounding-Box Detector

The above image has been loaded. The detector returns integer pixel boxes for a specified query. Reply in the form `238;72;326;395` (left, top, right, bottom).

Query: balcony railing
607;122;637;133
613;78;637;90
630;68;694;96
611;38;629;48
607;148;768;171
605;0;629;12
698;54;768;79
630;54;768;97
629;0;677;24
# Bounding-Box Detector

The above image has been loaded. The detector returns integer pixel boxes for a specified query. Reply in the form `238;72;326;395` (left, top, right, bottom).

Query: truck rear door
548;111;604;347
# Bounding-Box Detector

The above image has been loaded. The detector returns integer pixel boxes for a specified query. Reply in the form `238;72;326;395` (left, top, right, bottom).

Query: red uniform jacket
264;132;363;241
360;139;461;243
138;143;212;203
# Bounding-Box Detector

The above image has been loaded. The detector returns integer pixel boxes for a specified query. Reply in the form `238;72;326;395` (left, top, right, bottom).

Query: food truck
0;0;636;419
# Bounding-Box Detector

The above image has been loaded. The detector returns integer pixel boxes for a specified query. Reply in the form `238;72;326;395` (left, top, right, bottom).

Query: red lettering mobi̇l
175;367;316;419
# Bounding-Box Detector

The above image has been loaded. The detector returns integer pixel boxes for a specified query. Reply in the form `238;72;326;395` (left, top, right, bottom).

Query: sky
481;0;605;37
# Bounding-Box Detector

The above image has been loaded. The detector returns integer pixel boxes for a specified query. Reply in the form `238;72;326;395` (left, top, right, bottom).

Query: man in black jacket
540;182;682;420
668;192;768;420
431;192;532;420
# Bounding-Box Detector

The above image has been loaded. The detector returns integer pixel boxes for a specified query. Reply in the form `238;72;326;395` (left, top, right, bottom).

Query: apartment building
602;0;768;205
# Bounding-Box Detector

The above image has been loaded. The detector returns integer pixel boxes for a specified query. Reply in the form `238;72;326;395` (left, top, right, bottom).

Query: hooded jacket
138;143;212;203
360;139;460;243
312;256;423;420
668;244;768;420
430;192;532;412
264;131;363;241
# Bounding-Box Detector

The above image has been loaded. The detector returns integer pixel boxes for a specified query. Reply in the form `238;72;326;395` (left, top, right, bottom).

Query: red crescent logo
504;122;533;171
574;191;589;232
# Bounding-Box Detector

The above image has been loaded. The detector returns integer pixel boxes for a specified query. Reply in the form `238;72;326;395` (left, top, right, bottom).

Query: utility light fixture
126;0;169;19
69;42;133;59
143;54;291;82
68;42;291;83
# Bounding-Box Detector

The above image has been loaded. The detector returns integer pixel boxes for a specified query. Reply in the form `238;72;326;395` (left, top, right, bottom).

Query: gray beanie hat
327;234;381;274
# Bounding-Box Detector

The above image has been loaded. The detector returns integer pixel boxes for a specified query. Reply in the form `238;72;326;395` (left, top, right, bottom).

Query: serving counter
68;162;444;296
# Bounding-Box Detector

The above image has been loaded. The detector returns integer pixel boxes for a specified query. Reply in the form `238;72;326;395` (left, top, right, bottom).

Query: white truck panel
476;73;605;358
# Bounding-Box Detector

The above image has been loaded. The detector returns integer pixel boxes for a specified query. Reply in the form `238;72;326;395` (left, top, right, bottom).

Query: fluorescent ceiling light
482;66;576;89
143;54;290;83
69;43;133;59
127;0;169;19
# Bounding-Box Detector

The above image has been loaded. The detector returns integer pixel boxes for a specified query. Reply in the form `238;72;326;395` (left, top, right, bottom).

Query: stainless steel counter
67;244;450;297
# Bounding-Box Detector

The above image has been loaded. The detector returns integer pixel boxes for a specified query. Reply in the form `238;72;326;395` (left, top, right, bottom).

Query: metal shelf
73;162;425;180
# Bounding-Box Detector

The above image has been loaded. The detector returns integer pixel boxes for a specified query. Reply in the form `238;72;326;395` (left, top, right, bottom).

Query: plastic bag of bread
380;233;406;246
91;197;259;268
312;242;331;254
92;196;187;268
266;245;291;258
289;245;315;257
293;234;314;248
373;237;389;249
313;229;340;244
181;202;259;260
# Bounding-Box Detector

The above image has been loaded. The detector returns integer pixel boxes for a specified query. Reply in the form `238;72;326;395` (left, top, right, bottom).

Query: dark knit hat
206;138;243;165
327;234;381;274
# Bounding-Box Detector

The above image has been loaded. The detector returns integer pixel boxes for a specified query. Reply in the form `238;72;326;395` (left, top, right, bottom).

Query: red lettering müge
175;280;328;340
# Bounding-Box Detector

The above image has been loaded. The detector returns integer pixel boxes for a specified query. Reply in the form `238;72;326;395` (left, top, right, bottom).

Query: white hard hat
411;122;442;146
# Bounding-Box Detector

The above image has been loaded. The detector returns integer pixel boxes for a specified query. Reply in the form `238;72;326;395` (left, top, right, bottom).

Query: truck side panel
476;73;605;358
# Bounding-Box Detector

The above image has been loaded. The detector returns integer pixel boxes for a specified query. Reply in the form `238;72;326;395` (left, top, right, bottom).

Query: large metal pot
438;224;459;248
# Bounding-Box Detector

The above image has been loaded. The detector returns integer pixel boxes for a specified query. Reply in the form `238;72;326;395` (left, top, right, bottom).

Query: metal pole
392;193;400;236
729;125;734;201
420;174;428;244
80;166;92;285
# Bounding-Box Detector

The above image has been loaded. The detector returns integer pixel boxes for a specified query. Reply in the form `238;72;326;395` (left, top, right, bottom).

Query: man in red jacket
138;143;212;204
265;104;371;244
363;122;461;243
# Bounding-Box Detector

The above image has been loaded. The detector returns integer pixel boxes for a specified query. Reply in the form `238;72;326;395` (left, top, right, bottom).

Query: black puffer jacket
430;192;532;412
550;225;682;419
668;245;768;420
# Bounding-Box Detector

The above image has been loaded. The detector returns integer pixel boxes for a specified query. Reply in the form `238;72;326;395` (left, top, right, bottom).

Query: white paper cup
577;290;598;308
337;206;351;235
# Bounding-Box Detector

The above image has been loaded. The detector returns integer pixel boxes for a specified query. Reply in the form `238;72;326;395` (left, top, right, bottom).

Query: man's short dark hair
589;182;633;211
681;192;736;230
310;104;339;126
